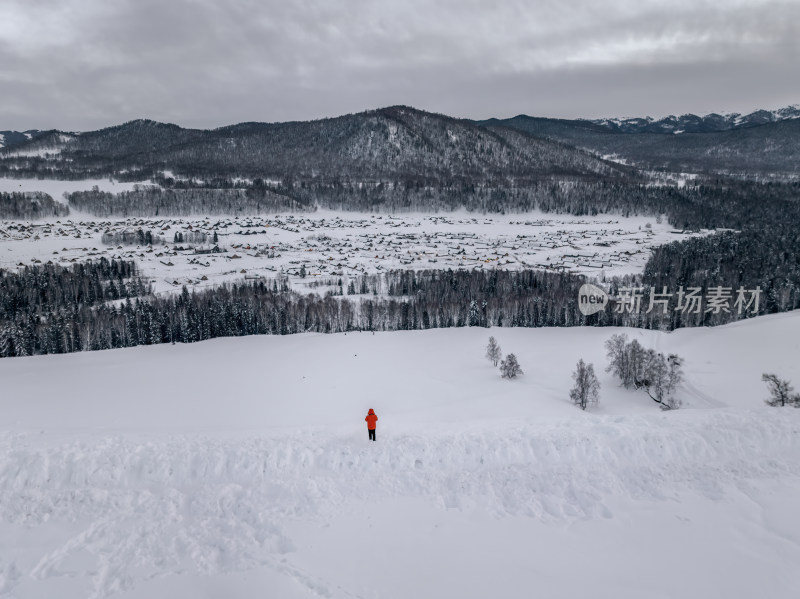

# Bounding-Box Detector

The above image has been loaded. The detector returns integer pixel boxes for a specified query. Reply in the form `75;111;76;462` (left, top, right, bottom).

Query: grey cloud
0;0;797;130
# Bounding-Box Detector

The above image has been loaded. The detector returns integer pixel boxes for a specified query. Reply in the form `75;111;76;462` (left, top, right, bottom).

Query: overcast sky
1;0;798;131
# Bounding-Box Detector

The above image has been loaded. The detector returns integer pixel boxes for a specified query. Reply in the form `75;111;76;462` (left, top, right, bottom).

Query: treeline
66;186;311;217
0;266;768;358
60;178;710;218
642;230;800;324
0;259;150;357
51;175;796;231
371;269;765;329
62;179;651;216
267;178;673;214
641;180;800;323
0;192;69;219
0;259;149;321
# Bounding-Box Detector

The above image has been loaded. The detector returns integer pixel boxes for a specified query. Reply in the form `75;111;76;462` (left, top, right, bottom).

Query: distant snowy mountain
482;106;800;176
0;129;42;149
590;105;800;134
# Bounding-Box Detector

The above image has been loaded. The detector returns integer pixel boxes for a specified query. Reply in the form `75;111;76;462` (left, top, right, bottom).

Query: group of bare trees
485;336;523;379
604;333;684;409
485;332;683;410
570;333;687;411
485;333;682;410
487;332;800;412
570;333;685;412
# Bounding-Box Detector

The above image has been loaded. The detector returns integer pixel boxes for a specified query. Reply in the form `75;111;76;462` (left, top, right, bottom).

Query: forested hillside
482;116;800;176
0;107;627;184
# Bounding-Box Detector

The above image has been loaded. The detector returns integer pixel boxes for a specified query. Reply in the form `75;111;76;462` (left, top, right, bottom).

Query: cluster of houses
0;213;693;293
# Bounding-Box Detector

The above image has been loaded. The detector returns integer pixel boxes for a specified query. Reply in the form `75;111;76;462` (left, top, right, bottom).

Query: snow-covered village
0;184;699;295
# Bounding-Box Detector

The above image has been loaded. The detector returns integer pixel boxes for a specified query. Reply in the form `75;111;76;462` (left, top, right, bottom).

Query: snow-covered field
2;312;800;598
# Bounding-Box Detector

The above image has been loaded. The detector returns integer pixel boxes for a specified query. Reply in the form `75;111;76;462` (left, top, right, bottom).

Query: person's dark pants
368;429;376;441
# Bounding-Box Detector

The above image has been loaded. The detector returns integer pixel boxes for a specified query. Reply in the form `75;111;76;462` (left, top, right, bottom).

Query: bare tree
605;333;631;385
500;353;523;379
762;373;799;407
665;354;684;401
486;336;502;367
570;359;600;410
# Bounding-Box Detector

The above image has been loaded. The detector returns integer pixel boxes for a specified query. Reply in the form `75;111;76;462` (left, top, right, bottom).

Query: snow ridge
1;408;798;597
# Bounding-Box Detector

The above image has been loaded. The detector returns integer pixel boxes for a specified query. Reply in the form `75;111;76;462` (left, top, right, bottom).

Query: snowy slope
1;313;800;598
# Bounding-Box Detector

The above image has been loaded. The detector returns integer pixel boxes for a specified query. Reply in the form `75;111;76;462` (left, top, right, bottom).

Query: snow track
2;409;799;597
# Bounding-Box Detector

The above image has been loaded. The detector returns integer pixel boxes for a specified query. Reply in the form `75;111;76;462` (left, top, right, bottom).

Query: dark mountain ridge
7;102;797;181
0;106;627;185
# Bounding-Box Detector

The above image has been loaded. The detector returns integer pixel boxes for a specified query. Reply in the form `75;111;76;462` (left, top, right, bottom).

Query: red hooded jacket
365;409;378;430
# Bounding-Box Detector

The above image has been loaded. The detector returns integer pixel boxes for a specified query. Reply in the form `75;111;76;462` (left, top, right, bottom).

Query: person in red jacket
365;409;378;441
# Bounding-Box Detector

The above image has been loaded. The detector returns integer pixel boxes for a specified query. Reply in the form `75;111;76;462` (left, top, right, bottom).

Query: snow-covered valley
2;313;800;598
0;179;707;296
